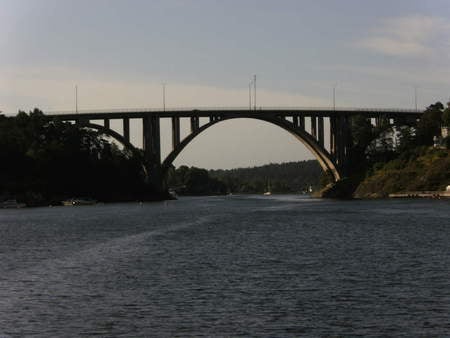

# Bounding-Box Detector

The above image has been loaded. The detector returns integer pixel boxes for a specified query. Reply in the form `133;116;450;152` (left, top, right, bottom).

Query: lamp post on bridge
248;75;257;110
249;80;252;110
413;85;418;112
333;83;337;111
162;83;166;112
75;85;78;114
253;74;256;110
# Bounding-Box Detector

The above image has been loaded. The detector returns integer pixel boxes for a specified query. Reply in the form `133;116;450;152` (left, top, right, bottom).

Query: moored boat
263;179;272;196
62;198;97;206
1;199;26;209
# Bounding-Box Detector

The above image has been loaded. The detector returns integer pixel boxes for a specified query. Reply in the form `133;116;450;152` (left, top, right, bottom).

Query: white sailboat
263;180;272;196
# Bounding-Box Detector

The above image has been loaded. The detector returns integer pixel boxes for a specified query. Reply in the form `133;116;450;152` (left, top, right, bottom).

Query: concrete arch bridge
47;107;422;191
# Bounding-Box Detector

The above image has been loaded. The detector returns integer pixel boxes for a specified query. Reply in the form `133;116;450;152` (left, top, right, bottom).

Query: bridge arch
82;122;141;156
82;122;152;178
162;116;342;182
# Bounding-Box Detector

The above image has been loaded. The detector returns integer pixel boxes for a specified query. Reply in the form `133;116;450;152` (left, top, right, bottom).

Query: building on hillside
442;126;449;139
434;127;450;148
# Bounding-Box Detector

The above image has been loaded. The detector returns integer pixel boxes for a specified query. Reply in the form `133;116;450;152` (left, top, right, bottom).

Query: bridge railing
45;106;421;116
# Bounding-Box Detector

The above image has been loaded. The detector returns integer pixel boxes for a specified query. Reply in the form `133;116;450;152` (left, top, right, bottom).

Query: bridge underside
51;108;422;191
161;115;344;182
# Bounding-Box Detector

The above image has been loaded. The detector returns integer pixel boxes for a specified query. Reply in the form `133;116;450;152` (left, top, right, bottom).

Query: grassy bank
354;147;450;198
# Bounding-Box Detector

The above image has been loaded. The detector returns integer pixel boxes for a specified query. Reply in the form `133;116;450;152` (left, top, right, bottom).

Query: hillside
168;160;322;195
354;147;450;198
210;160;322;194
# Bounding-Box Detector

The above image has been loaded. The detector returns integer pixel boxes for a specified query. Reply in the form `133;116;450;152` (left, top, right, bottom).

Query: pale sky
1;0;450;169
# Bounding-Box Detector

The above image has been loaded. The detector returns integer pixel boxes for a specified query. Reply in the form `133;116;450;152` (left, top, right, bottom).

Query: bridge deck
46;107;423;120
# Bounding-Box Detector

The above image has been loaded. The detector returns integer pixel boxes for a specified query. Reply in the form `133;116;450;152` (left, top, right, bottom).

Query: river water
0;195;449;337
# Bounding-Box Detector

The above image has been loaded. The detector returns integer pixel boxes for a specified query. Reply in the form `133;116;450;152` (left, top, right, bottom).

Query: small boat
263;180;272;196
1;199;26;209
167;188;179;199
62;198;97;206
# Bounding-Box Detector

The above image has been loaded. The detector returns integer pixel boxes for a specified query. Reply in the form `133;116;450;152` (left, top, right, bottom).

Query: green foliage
345;114;396;183
210;161;321;194
395;126;416;153
351;115;374;150
167;161;322;195
339;103;449;197
355;148;450;197
0;110;150;205
444;137;450;149
415;102;444;146
167;165;226;195
443;103;450;127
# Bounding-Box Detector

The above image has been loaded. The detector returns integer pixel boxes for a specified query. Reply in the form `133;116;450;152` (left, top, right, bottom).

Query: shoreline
389;191;450;199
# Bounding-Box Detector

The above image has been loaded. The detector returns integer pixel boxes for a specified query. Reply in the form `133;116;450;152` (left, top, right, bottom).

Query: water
0;196;449;337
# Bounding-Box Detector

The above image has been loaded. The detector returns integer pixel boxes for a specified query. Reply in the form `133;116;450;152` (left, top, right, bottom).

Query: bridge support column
143;116;163;191
292;115;299;128
190;116;199;133
339;116;346;168
209;115;220;123
345;116;353;158
172;117;180;150
123;118;130;142
299;116;305;130
104;118;110;130
318;116;324;147
330;117;337;157
311;116;317;140
334;116;343;167
334;115;351;176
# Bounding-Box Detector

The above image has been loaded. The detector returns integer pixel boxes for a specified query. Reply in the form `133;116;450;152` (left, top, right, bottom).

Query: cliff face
354;148;450;198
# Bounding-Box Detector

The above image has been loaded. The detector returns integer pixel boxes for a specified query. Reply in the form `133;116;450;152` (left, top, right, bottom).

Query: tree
395;126;416;153
351;115;374;151
0;110;150;205
442;101;450;127
415;102;444;145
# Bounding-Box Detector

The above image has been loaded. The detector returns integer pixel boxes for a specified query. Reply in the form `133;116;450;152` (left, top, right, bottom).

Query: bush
444;137;450;149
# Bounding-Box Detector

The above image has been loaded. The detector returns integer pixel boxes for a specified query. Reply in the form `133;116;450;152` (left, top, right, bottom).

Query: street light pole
414;85;418;111
333;83;337;111
75;85;78;114
253;74;256;110
248;81;252;110
162;83;166;112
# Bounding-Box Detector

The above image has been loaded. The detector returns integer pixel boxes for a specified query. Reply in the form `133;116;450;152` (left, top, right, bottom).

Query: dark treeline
210;161;321;194
166;166;227;195
0;109;156;206
167;160;321;195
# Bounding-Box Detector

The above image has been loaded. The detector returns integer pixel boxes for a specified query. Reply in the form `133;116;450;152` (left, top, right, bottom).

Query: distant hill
209;160;322;194
167;160;322;195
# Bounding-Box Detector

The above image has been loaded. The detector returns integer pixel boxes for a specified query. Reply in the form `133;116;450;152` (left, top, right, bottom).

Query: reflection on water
0;196;449;336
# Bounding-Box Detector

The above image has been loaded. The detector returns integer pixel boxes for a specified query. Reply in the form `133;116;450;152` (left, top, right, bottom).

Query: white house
442;126;450;138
